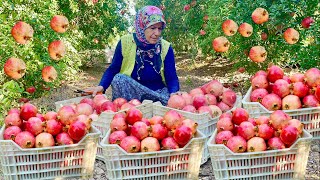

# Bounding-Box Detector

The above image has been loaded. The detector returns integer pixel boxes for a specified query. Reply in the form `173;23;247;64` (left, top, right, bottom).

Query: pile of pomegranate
167;80;238;118
2;95;142;149
215;108;304;153
250;65;320;110
108;107;198;153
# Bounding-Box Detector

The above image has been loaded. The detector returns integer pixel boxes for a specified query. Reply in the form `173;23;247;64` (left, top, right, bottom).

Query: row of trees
0;0;319;122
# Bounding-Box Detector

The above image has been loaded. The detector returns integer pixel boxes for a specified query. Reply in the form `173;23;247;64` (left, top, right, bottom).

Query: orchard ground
1;53;319;179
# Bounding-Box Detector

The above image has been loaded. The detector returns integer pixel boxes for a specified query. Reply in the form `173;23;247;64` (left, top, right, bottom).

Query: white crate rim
101;129;206;156
242;86;320;113
0;125;101;151
207;129;312;156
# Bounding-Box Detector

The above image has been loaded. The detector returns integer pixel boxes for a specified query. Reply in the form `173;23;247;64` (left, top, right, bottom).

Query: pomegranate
192;94;208;109
75;103;94;116
272;79;290;98
250;88;268;103
189;88;205;97
247;137;267;152
56;132;74;145
282;95;302;110
204;80;224;96
198;106;213;117
125;107;143;125
290;73;305;83
261;93;282;111
141;118;151;126
217;118;234;132
181;92;193;105
26;117;44;136
231;108;249;125
7;108;20;115
120;136;141;153
248;117;257;126
173;125;193;146
205;94;217;105
110;117;127;132
57;105;76;125
80;98;95;108
5;113;22;127
35;132;55;148
167;94;186;109
215;130;234;145
150;124;168;140
76;115;92;130
269;110;291;130
182;105;197;113
251;75;269;89
141;137;160;152
120;102;135;110
68;120;87;141
163;110;184;130
217;102;231;112
208;105;223;117
14;131;35;148
280;125;299;145
219;112;232;120
291;82;309;98
181;119;198;135
20;103;38;121
304;68;320;88
226;136;247;153
302;95;319;107
161;137;179;150
315;85;320;101
267;65;284;83
149;116;164;125
221;90;237;106
131;121;149;140
113;97;128;110
287;119;303;135
257;124;274;140
238;121;255;140
45;119;63;136
255;116;270;125
109;130;127;144
100;101;117;113
128;99;141;106
3;126;22;140
267;137;285;150
44;111;58;121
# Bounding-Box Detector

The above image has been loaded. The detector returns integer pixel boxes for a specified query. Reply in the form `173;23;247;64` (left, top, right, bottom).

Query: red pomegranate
109;130;127;144
15;131;35;148
20;103;38;121
3;126;22;140
167;94;186;109
140;137;160;152
161;137;179;150
120;136;141;153
68;120;87;141
215;130;234;145
125;107;143;125
35;132;55;148
56;132;74;145
247;137;267;152
173;125;193;146
226;136;247;153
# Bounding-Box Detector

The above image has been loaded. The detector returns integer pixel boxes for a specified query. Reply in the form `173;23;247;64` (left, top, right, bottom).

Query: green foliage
201;0;319;73
137;0;319;72
0;0;127;120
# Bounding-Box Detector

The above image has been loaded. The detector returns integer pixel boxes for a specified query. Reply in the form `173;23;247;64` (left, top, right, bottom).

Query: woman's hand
83;86;104;96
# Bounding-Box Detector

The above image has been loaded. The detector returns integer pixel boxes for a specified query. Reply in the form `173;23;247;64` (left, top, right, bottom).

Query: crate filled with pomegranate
242;65;320;139
100;104;206;179
55;95;153;161
207;108;312;179
153;79;242;164
0;102;100;180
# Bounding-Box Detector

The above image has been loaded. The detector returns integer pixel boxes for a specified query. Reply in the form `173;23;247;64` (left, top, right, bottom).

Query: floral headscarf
134;6;166;45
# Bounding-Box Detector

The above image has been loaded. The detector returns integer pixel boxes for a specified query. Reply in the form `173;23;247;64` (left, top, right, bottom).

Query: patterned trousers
111;74;170;105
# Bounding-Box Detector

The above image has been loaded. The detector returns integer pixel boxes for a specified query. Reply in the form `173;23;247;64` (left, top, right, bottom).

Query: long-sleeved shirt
99;38;180;94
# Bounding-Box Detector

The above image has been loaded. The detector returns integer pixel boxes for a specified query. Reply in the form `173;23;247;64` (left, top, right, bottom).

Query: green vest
119;34;170;84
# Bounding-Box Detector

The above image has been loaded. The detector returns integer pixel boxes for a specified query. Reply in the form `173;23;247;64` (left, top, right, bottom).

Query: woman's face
144;22;163;44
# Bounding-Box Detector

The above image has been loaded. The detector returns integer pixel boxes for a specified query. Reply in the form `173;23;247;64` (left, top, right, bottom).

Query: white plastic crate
207;129;312;180
0;125;100;180
101;129;206;180
152;95;242;165
55;97;153;161
242;87;320;139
